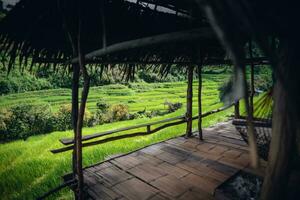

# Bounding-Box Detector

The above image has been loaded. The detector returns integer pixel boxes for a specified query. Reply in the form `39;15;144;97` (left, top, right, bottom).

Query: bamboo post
260;37;298;200
249;40;255;115
198;65;203;140
185;65;194;137
58;2;80;198
234;100;240;118
74;8;91;200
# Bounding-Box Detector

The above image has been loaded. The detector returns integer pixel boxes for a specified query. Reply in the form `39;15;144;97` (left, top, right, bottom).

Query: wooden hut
0;0;299;200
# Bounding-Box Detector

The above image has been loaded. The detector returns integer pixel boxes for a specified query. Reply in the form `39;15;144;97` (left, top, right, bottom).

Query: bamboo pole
51;103;235;154
71;28;213;64
198;65;203;140
74;6;91;199
36;57;270;65
234;100;240;118
249;40;255;115
185;65;194;137
58;1;79;197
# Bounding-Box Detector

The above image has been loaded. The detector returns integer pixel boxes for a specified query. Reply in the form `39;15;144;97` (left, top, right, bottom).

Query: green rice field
0;74;235;200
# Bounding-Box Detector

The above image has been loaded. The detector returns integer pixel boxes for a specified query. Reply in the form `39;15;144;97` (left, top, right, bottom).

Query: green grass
0;74;234;200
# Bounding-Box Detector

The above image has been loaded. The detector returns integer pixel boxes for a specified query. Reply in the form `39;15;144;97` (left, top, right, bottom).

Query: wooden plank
180;173;220;194
112;178;158;200
155;151;186;164
151;175;190;197
156;162;189;179
110;156;141;170
75;121;261;199
88;183;120;200
178;188;213;200
128;164;167;182
95;165;132;186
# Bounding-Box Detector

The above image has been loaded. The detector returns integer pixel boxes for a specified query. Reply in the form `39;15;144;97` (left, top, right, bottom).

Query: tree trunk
198;65;203;140
186;65;194;137
260;37;299;200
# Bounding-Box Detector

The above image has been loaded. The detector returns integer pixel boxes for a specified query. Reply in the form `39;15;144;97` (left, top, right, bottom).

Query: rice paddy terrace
0;74;235;199
0;74;229;113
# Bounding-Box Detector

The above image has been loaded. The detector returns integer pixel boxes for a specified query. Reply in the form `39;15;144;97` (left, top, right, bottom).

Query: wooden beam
185;65;194;137
71;28;214;63
35;57;270;66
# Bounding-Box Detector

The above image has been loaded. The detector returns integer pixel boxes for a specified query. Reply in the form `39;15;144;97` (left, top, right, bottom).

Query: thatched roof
2;0;292;72
0;0;228;72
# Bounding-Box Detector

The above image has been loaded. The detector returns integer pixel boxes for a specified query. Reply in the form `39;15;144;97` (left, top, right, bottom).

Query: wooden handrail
51;103;233;154
60;115;185;145
52;119;186;154
192;103;234;120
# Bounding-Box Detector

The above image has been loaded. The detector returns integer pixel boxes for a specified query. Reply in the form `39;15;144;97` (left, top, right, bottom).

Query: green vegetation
0;65;272;199
0;71;53;95
0;74;230;113
0;74;234;200
0;66;188;95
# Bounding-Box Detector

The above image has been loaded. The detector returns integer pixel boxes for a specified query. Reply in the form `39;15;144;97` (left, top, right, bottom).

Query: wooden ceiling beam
35;57;269;66
71;28;214;64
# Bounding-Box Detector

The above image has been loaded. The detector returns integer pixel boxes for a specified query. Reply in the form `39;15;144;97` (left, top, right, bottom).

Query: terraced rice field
0;74;229;114
0;74;235;200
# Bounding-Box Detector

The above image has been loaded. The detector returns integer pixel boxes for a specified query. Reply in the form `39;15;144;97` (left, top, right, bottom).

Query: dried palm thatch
0;0;226;74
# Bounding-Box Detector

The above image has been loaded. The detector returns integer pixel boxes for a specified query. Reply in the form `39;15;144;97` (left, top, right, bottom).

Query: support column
249;40;255;115
260;37;299;200
186;65;194;137
234;100;240;118
198;65;203;140
74;10;90;200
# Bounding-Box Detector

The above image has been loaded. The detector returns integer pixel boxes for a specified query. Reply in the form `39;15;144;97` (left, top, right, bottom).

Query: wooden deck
81;121;263;200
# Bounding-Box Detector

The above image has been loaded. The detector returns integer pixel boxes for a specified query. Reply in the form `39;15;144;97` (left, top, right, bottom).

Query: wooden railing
51;103;233;154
